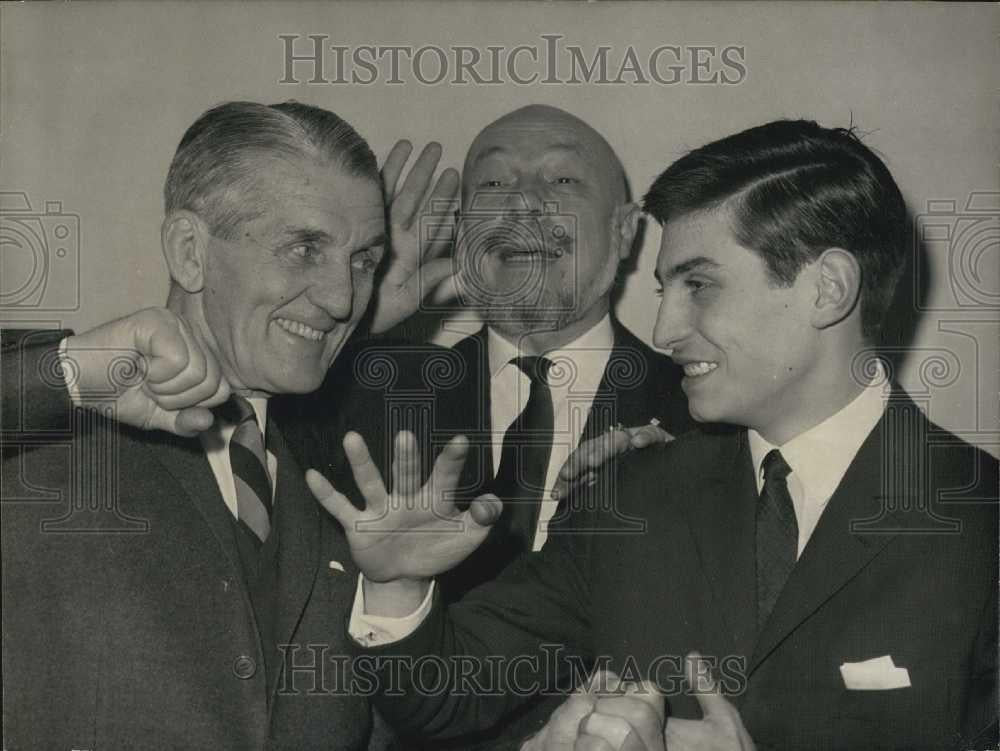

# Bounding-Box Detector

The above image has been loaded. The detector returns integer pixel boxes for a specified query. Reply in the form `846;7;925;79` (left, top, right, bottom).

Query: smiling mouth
682;361;718;378
274;317;328;342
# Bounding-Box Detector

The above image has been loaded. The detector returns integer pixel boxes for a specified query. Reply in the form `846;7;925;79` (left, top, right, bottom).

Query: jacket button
233;655;256;679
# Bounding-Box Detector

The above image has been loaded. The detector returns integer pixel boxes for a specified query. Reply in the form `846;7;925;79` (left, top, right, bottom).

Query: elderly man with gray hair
1;100;455;749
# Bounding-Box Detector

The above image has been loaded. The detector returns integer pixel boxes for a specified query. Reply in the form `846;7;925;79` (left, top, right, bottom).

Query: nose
307;256;354;321
652;287;690;353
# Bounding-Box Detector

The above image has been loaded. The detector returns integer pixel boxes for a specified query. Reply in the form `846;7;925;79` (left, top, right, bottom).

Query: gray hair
164;100;379;239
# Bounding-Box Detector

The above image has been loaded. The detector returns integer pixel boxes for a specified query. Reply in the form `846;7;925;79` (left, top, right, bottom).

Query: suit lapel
680;431;759;660
141;431;245;576
749;404;908;673
267;422;324;659
580;320;655;442
453;329;494;492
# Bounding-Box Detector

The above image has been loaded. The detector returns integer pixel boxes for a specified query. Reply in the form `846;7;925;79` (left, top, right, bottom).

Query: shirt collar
748;360;887;502
487;314;615;387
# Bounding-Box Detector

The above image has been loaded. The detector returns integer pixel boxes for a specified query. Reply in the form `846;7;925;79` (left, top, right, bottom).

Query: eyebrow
471;142;585;166
657;256;722;283
275;226;335;245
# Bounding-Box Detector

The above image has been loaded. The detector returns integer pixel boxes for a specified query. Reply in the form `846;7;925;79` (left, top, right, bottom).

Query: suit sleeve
350;529;594;742
1;330;75;453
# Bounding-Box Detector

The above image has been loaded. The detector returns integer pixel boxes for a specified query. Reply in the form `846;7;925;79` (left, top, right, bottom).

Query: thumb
173;406;216;435
686;651;727;718
626;679;666;725
306;469;360;529
468;493;503;527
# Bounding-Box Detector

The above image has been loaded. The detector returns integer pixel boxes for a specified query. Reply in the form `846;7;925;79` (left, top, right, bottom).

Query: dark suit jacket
1;330;383;750
358;394;998;751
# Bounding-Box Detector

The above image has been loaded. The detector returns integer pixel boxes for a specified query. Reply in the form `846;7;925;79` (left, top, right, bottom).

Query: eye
480;179;505;188
289;244;318;262
552;176;579;185
685;278;713;295
351;248;380;274
654;286;664;298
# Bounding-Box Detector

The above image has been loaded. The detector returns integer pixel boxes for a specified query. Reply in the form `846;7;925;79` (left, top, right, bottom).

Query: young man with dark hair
312;119;998;750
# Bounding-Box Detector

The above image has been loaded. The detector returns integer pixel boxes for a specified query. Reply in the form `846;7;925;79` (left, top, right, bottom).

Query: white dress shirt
747;362;888;557
487;314;613;549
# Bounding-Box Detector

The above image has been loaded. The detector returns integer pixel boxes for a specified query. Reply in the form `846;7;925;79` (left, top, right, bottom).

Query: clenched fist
63;307;230;436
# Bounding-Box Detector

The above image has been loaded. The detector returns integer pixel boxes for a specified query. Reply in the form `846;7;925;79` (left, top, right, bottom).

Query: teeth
274;318;326;341
683;361;718;377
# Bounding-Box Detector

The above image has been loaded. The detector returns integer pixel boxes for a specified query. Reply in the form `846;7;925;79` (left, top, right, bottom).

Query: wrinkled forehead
465;118;611;175
245;156;384;242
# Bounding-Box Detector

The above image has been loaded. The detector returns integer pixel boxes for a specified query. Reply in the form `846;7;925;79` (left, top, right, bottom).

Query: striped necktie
228;395;273;545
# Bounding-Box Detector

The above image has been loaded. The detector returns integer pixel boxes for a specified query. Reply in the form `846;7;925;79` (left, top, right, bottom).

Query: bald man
424;105;693;601
322;105;692;749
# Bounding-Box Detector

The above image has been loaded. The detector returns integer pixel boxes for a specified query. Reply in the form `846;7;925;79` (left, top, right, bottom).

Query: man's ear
811;248;861;330
610;202;642;261
161;211;209;293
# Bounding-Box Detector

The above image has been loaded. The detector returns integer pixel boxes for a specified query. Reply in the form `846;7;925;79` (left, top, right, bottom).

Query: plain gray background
1;1;996;455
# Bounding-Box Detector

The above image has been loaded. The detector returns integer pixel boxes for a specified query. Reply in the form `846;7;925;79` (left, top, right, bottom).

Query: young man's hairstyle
643;120;907;339
164;100;379;241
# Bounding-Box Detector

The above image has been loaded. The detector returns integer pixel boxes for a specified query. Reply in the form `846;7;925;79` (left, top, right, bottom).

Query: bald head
463;104;628;206
456;104;640;347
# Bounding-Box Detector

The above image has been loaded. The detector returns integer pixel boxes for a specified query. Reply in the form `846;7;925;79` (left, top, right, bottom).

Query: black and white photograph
1;2;997;750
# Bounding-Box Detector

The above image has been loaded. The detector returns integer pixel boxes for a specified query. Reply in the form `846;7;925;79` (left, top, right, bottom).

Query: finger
590;697;663;750
572;731;616;751
559;432;628;483
197;373;232;408
468;493;502;527
140;317;190;390
427;433;469;502
419;257;458;294
390;430;421;495
579;713;635;750
173;406;216;435
147;317;207;395
381;140;414;200
420;168;460;259
663;717;700;747
685;652;728;719
628;426;672;449
305;469;361;529
584;669;622;696
393;142;443;231
343;431;388;508
428;272;461;306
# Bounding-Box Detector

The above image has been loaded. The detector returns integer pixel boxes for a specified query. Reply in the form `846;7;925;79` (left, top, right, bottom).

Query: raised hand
63;307;230;437
663;653;756;751
369;140;462;334
551;422;674;501
306;430;501;584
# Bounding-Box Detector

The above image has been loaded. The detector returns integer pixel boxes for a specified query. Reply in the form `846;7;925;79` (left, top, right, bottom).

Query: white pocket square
839;655;911;690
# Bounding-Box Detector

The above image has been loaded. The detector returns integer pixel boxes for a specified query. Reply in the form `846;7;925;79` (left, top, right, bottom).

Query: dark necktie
491;356;554;553
756;449;797;631
228;395;273;546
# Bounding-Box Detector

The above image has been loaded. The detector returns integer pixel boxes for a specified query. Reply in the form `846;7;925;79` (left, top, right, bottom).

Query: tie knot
762;449;792;483
512;356;553;387
216;394;259;428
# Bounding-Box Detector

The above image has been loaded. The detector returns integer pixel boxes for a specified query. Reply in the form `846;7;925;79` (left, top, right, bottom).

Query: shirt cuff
347;574;435;647
58;336;82;406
